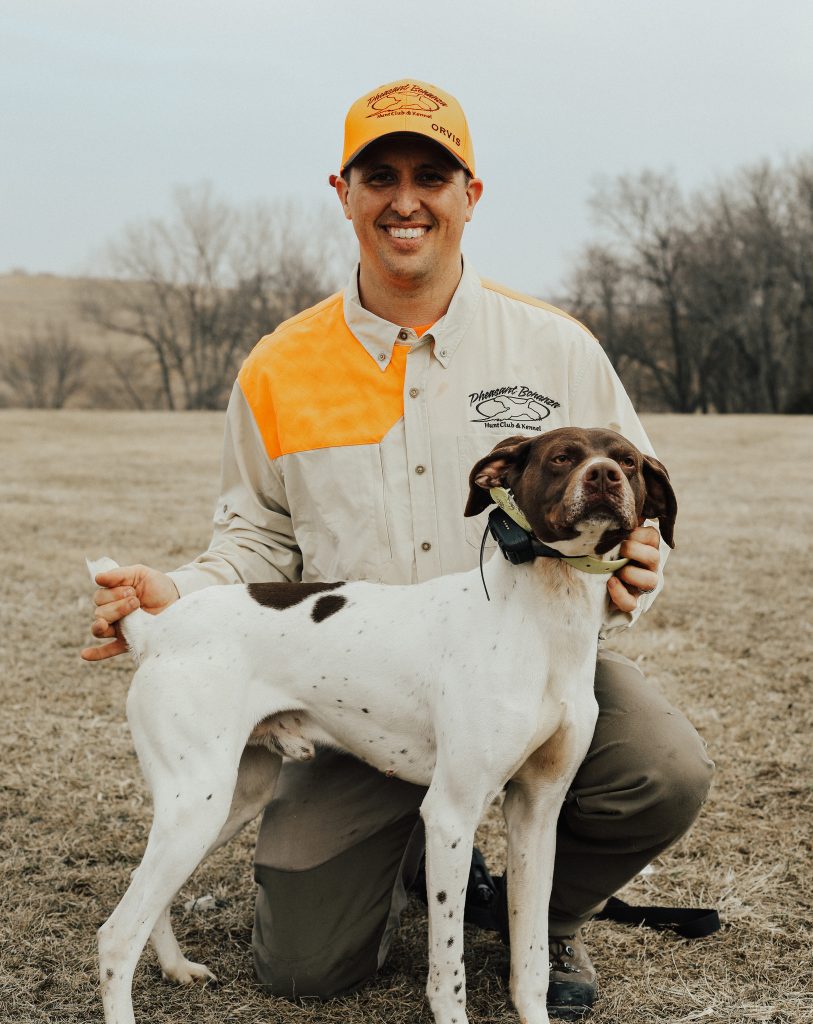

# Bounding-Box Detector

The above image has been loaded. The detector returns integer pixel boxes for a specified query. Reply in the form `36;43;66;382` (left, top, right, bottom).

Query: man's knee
570;652;715;848
566;727;713;848
630;724;715;843
252;812;419;999
253;865;382;998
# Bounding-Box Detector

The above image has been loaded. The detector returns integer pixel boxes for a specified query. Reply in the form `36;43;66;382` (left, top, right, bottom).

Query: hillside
0;272;107;346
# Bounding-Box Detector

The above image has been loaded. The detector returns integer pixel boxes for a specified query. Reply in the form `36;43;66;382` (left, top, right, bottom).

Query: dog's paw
161;959;217;985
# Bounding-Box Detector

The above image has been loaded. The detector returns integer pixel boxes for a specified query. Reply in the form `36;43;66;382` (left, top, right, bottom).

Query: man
84;79;713;1016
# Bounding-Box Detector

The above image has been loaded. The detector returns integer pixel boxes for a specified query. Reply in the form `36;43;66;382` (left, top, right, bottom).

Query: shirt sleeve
168;381;303;595
567;329;670;637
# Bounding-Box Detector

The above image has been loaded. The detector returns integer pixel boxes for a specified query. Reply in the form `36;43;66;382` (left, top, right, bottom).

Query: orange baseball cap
334;78;475;180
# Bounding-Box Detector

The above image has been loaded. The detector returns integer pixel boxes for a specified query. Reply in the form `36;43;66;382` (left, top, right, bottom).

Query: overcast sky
2;0;811;296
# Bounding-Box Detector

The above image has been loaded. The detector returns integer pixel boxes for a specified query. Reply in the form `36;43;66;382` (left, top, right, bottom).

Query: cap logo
366;82;448;118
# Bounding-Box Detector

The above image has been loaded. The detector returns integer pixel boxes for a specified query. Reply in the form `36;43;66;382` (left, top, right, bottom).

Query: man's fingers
94;595;140;624
607;574;639;613
619;538;660;571
81;637;129;661
93;585;136;607
617;563;658;593
93;566;143;588
628;523;661;545
91;618;116;639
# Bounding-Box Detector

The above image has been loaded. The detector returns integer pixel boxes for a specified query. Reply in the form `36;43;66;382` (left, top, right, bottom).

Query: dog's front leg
420;777;489;1024
502;776;565;1024
502;715;595;1024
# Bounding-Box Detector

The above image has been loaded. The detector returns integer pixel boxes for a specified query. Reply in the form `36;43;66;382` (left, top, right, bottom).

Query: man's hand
607;525;661;614
81;564;180;662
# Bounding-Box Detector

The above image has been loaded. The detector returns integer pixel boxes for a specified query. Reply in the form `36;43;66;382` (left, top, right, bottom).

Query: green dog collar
490;485;533;532
489;487;629;576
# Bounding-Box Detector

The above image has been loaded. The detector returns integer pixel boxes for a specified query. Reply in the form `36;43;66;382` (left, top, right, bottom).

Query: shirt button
439;348;448;358
415;464;426;475
409;387;419;398
421;541;432;551
378;352;387;362
398;329;409;340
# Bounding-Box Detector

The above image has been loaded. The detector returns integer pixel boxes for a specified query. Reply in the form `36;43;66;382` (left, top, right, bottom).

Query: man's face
335;134;483;288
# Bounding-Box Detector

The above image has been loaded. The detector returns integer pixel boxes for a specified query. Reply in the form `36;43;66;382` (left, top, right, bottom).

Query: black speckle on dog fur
311;594;347;622
436;891;447;904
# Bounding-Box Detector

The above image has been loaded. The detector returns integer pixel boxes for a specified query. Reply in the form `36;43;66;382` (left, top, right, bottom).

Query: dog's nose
583;461;623;493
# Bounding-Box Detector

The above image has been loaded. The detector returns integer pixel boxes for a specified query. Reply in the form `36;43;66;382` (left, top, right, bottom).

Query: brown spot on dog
437;890;447;904
516;725;571;784
248;580;343;610
312;594;347;622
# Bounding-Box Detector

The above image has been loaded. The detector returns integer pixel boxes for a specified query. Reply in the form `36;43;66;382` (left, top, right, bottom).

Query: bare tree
586;172;699;412
564;157;813;413
81;185;352;410
0;323;88;408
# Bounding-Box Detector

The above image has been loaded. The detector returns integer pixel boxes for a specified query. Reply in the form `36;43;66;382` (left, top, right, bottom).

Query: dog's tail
86;556;152;662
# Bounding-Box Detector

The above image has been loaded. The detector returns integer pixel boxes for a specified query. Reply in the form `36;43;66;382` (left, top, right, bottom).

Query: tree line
562;157;813;413
2;161;812;413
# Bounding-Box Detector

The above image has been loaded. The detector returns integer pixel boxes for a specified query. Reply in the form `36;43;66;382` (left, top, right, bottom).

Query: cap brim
341;131;471;175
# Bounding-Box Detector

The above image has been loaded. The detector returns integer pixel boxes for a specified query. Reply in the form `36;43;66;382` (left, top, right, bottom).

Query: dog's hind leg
98;751;246;1024
147;746;281;985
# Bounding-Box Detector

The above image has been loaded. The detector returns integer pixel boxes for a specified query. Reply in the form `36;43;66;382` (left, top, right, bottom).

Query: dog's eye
619;456;636;469
551;453;571;465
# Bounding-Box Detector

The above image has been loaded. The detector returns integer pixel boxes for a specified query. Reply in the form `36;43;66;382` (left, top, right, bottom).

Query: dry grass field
1;411;811;1024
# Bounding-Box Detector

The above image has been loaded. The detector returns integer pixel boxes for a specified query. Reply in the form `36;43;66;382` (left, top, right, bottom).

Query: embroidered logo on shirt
469;386;561;431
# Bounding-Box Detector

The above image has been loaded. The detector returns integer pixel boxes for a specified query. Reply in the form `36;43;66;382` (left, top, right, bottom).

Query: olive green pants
253;650;714;998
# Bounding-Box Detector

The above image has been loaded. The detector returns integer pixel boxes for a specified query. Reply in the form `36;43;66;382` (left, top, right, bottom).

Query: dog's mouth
560;494;630;530
534;493;635;557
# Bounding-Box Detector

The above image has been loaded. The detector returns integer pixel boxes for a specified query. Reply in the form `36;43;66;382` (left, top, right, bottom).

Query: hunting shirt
169;259;666;636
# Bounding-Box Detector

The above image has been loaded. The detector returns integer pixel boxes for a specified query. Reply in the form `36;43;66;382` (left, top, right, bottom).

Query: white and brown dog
88;427;676;1024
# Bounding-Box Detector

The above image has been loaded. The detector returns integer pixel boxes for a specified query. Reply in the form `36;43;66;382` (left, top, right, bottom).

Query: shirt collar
342;256;483;371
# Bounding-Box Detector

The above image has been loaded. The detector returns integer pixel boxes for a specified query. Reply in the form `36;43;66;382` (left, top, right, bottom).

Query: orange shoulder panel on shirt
480;279;596;339
238;293;407;460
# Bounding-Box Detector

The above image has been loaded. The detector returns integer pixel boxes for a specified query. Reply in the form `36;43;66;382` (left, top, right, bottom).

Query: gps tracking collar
478;487;629;601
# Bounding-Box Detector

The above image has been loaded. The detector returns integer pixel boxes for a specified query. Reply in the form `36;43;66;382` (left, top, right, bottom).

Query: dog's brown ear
641;455;678;549
464;436;534;517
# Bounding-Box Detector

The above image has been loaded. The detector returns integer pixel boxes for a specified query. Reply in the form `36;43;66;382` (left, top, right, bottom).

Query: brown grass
1;412;811;1023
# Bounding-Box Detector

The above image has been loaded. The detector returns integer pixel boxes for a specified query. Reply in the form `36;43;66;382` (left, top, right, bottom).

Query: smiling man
85;79;712;1018
333;135;482;323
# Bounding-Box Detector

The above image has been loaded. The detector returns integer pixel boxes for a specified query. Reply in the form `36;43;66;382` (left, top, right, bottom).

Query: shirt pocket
457;432;517;549
285;445;393;581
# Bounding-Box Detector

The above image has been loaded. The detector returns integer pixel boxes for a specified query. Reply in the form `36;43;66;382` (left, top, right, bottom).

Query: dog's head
464;428;677;552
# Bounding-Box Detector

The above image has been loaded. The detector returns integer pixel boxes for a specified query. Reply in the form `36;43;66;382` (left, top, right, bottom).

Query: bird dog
89;426;676;1024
